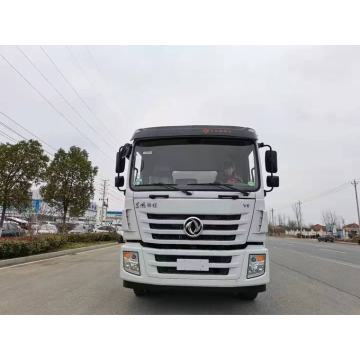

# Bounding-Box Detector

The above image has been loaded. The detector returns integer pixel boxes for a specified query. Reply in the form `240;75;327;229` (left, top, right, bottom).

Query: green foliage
65;232;121;243
350;235;360;244
0;140;49;227
0;232;120;259
0;235;64;259
40;146;98;224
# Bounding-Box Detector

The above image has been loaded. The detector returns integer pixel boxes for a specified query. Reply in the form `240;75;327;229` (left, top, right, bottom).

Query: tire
236;291;258;301
133;288;147;297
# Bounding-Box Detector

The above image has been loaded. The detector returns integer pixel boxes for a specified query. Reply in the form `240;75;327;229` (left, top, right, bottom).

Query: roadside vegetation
0;232;121;260
0;140;49;236
0;139;99;238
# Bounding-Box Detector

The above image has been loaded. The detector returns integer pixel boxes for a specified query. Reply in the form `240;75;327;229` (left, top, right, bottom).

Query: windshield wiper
188;182;249;196
140;183;192;195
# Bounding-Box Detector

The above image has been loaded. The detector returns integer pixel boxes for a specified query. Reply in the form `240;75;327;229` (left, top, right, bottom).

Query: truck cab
115;125;279;300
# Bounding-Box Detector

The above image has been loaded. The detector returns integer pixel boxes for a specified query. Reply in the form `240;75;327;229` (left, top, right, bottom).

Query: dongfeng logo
184;217;203;238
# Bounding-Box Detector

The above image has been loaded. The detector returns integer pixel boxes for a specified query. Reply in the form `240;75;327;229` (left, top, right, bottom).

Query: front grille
152;234;236;241
144;213;243;252
157;267;229;275
147;213;241;221
149;223;238;231
155;254;232;263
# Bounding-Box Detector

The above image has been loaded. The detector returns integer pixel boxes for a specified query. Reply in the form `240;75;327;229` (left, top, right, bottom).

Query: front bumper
120;242;270;288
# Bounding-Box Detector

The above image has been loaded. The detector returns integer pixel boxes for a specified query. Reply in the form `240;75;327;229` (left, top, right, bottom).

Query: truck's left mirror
265;150;278;174
116;153;126;173
266;175;279;188
115;176;124;188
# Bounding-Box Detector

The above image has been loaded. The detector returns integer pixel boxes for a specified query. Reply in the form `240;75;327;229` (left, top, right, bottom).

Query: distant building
106;211;122;225
311;224;326;236
31;189;97;220
343;223;359;238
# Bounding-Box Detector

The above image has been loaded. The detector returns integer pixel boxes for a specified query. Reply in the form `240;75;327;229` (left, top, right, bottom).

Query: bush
351;235;360;244
0;235;65;259
65;232;121;243
0;232;120;260
342;236;359;244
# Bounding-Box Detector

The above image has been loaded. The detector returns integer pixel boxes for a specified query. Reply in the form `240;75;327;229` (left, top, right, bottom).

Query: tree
40;146;98;226
277;213;286;227
0;140;49;236
292;202;303;231
286;218;297;231
322;210;338;233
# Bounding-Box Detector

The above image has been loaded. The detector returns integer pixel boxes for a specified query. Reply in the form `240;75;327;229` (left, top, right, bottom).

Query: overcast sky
0;46;359;225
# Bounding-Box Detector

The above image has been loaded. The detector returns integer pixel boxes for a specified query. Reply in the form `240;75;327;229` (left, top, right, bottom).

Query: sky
0;45;359;225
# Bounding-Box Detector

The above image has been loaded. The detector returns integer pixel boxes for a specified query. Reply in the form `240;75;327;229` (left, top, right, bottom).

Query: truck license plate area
176;259;209;271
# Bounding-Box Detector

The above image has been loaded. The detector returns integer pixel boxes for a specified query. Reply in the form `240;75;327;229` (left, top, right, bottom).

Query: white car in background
37;223;58;235
69;224;90;234
94;225;116;233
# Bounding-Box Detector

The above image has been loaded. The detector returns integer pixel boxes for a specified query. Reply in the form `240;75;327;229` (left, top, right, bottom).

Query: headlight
123;251;141;275
247;254;266;278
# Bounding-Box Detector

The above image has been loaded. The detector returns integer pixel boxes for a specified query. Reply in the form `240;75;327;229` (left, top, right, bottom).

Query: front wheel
133;288;147;297
236;291;258;301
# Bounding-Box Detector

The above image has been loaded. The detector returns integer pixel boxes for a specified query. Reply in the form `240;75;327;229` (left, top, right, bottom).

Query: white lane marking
272;247;360;270
0;245;118;271
319;249;346;254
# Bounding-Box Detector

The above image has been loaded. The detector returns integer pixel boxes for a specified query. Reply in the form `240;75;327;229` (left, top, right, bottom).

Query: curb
334;241;359;246
0;242;119;269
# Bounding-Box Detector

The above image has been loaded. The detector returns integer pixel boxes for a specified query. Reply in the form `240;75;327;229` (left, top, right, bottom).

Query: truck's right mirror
265;150;278;173
116;152;126;173
267;175;279;188
115;176;125;188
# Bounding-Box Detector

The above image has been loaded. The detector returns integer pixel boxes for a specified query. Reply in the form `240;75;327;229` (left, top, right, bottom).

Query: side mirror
267;175;279;188
265;150;278;173
115;176;124;188
116;152;126;173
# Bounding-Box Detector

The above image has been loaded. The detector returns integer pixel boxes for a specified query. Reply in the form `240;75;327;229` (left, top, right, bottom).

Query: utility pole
296;200;303;237
351;179;360;235
271;208;274;227
99;179;109;224
299;201;303;237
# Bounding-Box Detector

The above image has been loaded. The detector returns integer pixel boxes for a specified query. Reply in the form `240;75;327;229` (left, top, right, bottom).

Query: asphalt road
0;237;360;314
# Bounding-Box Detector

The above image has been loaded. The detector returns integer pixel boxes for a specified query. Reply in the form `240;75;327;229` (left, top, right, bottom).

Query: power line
41;46;118;145
84;46;128;123
66;46;121;137
0;51;113;164
273;181;352;212
0;118;27;141
0;111;56;153
0;128;17;143
17;46;115;152
0;116;54;157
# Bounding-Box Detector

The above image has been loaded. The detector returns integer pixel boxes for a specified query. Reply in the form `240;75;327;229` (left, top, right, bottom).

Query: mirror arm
258;142;273;152
116;187;126;195
264;187;274;196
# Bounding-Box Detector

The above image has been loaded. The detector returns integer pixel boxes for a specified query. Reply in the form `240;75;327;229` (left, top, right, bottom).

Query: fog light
247;254;266;278
123;251;140;275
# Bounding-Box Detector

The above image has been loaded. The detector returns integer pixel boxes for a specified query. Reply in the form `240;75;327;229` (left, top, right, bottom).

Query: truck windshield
131;137;259;191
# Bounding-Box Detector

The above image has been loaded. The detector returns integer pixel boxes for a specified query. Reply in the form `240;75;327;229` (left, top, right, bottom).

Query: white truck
115;125;279;300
